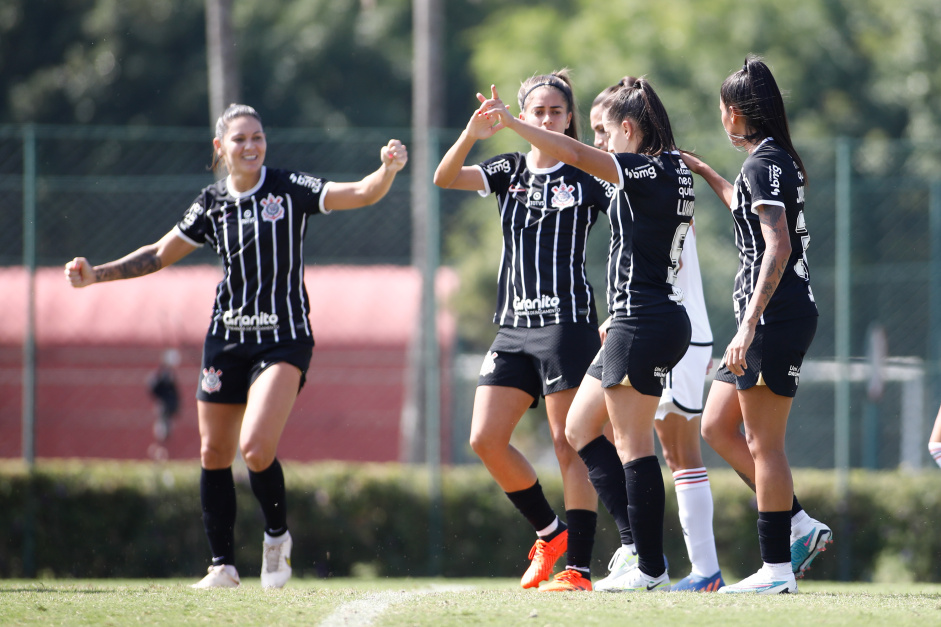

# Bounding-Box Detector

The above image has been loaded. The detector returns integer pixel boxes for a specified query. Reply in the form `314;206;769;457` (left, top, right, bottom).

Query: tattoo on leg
735;469;757;492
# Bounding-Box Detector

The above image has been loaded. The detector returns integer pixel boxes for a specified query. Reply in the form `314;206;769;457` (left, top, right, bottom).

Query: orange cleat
540;568;593;592
520;529;568;589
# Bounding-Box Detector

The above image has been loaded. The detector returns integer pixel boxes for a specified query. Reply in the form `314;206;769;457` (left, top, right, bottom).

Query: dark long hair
592;76;637;109
517;69;579;141
720;56;806;179
602;77;678;157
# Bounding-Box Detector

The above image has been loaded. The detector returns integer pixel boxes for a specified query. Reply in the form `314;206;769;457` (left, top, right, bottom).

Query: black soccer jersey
729;138;817;325
476;152;614;327
605;151;694;316
175;166;331;344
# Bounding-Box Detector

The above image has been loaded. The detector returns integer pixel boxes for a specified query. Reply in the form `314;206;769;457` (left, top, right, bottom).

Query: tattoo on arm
95;251;162;282
750;205;790;322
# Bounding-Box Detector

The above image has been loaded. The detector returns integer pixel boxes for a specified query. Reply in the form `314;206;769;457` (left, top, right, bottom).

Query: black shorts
586;310;691;397
478;323;601;406
713;316;817;397
196;334;314;404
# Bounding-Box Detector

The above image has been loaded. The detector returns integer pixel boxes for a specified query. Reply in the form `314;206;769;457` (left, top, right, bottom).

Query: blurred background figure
149;348;181;444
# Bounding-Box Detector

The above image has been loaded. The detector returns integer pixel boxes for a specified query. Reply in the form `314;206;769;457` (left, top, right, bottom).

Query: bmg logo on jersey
483;159;511;175
222;309;280;331
767;164;782;196
550;183;576;208
260;193;285;222
624;164;657;180
289;172;323;192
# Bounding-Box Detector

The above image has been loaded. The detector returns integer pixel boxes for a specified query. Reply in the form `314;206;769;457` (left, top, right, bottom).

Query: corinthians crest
201;367;223;394
260;193;285;222
550;183;576;208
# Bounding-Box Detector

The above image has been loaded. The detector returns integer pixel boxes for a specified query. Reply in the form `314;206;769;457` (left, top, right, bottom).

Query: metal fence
2;124;940;471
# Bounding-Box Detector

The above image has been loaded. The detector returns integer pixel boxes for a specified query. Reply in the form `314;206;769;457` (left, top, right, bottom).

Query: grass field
2;578;940;626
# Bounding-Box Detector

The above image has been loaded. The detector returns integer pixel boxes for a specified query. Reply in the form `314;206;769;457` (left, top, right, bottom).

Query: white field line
318;584;474;627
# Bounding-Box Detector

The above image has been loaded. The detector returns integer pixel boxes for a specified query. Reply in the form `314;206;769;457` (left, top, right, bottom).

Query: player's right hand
65;257;95;288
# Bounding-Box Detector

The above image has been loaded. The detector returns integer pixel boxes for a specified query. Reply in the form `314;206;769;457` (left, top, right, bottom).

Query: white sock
763;561;793;579
265;530;290;545
537;517;559;538
673;468;720;577
930;442;941;469
790;509;811;538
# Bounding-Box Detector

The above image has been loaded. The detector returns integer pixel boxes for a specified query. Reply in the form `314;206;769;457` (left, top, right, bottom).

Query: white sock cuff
673;467;709;492
265;530;290;545
930;442;941;467
537;517;559;538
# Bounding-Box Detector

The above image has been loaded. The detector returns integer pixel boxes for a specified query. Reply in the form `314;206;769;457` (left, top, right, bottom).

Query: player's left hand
381;139;408;172
476;85;512;132
723;323;755;376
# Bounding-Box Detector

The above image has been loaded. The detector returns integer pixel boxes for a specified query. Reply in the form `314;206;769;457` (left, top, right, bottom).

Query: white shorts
655;343;713;421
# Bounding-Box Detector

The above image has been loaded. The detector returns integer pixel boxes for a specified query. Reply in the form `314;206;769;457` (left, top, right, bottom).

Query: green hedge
1;461;939;582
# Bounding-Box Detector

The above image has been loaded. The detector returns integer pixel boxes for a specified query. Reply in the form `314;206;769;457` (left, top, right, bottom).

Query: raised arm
65;229;197;288
323;139;408;211
433;101;503;191
478;85;620;184
679;151;734;209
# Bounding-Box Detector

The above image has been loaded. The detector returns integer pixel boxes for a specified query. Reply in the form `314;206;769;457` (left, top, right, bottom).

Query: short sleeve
284;170;331;215
610;152;657;192
741;154;787;214
175;193;209;246
476;153;518;197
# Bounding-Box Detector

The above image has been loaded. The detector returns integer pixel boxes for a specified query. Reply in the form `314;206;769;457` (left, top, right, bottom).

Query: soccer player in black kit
65;104;408;589
435;71;613;592
480;77;695;592
682;56;832;594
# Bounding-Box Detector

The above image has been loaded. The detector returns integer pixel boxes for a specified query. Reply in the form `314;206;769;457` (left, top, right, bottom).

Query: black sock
201;467;237;566
578;436;633;546
757;510;791;564
624;456;665;577
505;480;559;536
248;458;288;537
565;509;597;577
790;495;803;518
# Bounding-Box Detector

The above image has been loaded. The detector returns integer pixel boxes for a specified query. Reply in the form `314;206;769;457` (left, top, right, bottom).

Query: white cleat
594;546;638;592
261;531;293;589
191;564;241;589
718;565;797;594
598;563;670;593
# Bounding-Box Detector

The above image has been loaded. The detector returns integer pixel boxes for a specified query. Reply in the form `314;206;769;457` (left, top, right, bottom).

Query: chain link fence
1;125;940;471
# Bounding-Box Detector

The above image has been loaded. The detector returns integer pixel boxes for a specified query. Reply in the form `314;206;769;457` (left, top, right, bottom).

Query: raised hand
381;139;409;172
476;84;513;133
64;257;95;288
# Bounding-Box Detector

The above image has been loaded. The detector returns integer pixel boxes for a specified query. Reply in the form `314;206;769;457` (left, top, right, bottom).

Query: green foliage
3;461;941;582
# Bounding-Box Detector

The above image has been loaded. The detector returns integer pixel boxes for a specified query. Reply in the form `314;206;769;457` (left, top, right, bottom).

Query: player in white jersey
436;71;612;592
66;104;407;589
684;56;831;594
481;76;697;593
929;405;941;468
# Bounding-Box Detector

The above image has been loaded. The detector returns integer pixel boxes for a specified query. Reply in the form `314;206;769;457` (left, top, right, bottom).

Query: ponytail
720;56;806;180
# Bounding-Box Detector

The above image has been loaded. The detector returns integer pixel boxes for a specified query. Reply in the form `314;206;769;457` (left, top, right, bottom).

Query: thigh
197;400;245;469
470;385;535;446
565;374;609;451
739;384;793;453
605;384;659;463
701;379;743;436
240;362;302;462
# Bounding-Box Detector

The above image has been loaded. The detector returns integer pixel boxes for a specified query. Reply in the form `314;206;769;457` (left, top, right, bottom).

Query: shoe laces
527;538;549;561
553;569;584;585
607;546;632;571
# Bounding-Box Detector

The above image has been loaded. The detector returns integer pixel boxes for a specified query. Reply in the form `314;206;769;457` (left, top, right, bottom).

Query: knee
552;435;579;470
660;448;680;473
700;417;724;447
200;442;233;470
469;430;501;461
241;443;275;473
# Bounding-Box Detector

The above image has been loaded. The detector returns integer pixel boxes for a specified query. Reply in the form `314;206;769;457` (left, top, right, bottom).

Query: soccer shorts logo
480;351;498;377
201;367;223;394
